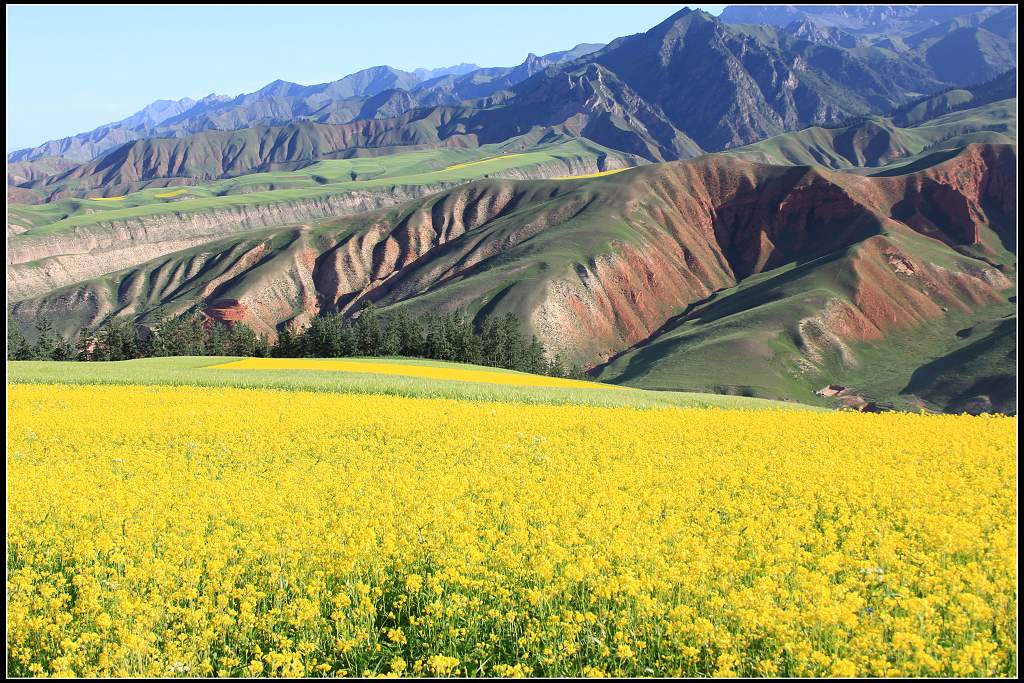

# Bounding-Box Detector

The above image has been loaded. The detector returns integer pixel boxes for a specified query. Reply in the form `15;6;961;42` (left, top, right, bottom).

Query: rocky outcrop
7;185;449;301
885;143;1016;249
529;145;1015;362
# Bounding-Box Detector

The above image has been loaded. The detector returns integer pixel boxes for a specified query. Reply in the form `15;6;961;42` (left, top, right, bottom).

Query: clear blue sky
6;4;724;149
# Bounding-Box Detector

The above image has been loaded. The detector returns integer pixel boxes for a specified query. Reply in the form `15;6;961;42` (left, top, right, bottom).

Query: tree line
7;304;586;378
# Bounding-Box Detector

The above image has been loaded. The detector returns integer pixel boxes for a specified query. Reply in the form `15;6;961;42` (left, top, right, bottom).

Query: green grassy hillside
901;316;1017;414
720;98;1015;171
890;68;1016;126
594;225;1016;413
8;136;638;236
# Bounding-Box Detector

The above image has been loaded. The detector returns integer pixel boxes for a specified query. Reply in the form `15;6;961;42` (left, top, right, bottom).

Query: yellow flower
426;655;460;676
5;384;1016;678
831;658;857;677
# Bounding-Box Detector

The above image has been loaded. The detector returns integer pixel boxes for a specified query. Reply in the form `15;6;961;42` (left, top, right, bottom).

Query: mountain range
7;43;605;165
9;6;1016;169
7;5;1018;413
719;4;1015;37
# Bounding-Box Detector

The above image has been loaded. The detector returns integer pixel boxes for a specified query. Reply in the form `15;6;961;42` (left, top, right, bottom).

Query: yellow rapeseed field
6;384;1017;678
553;168;630;180
442;154;527;172
154;188;189;198
210;357;623;391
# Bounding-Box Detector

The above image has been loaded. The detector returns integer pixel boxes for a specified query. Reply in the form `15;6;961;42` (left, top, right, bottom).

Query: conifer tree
390;310;423;357
226;323;262;357
546;353;567;378
207;321;231;356
89;318;135;361
498;313;525;370
7;316;33;360
481;317;503;367
525;336;547;375
382;319;401;356
32;319;59;360
75;326;98;361
354;302;382;356
274;324;300;357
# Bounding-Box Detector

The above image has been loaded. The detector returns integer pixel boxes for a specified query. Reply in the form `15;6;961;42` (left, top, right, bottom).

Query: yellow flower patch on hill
210;357;622;390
